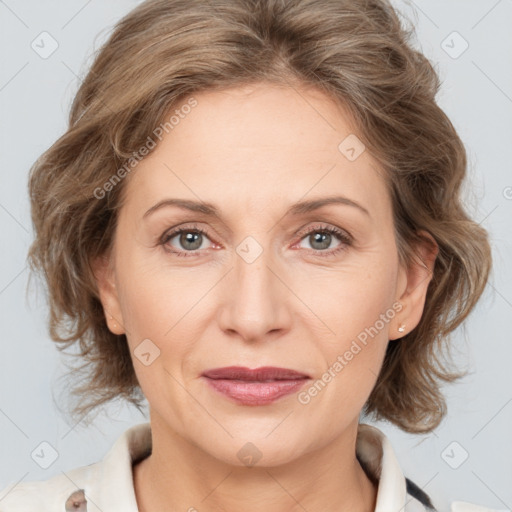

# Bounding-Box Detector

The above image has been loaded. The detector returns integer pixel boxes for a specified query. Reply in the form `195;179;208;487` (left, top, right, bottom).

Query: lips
201;366;311;405
201;366;310;381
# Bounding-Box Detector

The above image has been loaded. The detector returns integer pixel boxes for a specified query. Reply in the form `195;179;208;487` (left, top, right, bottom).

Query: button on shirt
0;422;505;512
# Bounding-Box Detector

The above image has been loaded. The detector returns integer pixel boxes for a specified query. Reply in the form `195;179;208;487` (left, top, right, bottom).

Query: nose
217;242;293;343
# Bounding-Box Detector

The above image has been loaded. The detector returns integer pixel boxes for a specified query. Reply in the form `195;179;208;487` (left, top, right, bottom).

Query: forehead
123;82;390;219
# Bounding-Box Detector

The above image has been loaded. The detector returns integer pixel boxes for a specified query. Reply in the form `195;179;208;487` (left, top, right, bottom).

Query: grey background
0;1;511;510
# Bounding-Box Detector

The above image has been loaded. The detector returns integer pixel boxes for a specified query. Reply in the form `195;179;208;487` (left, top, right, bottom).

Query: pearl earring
398;324;406;333
108;314;117;328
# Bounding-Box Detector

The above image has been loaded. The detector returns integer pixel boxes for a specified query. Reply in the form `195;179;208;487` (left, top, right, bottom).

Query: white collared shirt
0;422;505;511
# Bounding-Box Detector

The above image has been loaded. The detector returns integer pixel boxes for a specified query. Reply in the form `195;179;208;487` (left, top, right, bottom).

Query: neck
133;413;378;512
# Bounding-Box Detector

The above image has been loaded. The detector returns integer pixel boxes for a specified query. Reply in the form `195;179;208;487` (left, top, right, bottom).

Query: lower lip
202;377;309;405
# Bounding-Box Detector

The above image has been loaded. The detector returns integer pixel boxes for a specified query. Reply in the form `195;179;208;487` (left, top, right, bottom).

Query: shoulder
405;477;509;512
449;502;510;512
0;422;150;511
357;423;506;512
0;462;95;511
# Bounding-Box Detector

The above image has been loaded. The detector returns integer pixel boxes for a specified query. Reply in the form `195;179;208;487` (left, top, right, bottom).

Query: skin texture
94;82;438;512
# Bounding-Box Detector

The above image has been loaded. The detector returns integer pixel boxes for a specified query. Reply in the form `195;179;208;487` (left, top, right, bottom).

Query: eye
294;224;352;257
160;223;214;257
160;222;353;258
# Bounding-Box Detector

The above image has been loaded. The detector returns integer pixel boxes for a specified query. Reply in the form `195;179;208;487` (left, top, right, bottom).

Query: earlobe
390;230;439;340
91;253;126;335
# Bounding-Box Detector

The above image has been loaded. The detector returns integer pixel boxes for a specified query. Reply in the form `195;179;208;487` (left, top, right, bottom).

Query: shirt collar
90;421;406;512
89;421;151;511
356;423;408;512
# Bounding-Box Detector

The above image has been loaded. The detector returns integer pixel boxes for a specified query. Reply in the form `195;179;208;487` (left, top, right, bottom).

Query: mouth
202;366;311;381
201;366;311;405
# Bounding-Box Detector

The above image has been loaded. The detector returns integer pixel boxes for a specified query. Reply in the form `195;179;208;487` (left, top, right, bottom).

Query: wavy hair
27;0;492;433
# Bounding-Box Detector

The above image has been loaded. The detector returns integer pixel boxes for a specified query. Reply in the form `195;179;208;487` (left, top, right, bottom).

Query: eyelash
160;223;353;258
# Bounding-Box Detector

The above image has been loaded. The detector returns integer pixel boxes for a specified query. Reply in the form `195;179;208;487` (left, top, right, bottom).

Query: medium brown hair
27;0;492;433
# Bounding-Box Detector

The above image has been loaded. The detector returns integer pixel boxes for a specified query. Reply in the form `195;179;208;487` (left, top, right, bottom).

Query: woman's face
97;82;434;466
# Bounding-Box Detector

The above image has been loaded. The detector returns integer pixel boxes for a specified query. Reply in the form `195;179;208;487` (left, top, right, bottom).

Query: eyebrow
143;195;370;220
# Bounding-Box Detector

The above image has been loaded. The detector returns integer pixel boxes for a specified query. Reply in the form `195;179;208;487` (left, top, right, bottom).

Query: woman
0;0;499;511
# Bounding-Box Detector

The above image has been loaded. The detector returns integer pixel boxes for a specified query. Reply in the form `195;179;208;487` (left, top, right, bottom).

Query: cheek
117;268;169;338
115;248;214;365
115;259;203;403
298;285;394;424
304;259;397;389
300;260;397;342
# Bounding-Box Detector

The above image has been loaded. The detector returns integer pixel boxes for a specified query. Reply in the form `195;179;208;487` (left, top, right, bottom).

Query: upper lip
201;366;310;381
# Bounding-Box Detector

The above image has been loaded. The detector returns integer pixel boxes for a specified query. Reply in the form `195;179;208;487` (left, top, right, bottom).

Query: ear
91;252;126;335
389;230;439;340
